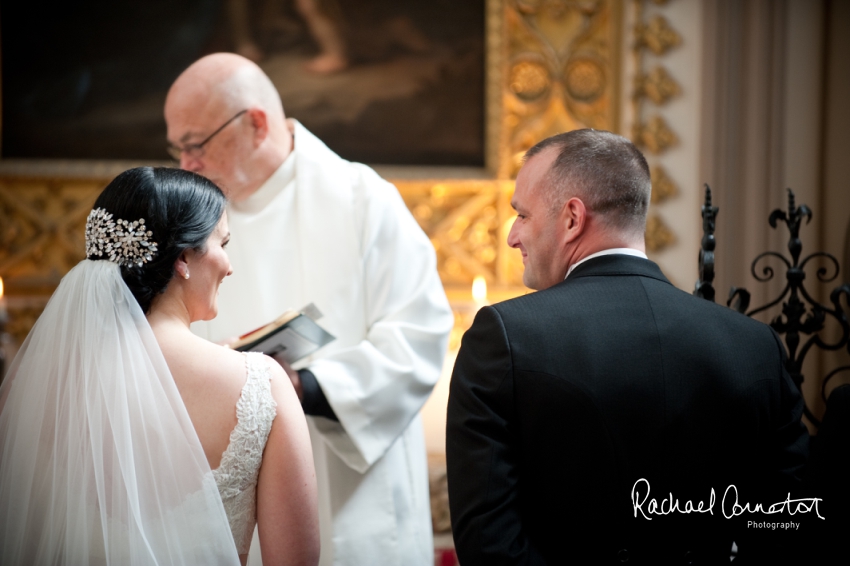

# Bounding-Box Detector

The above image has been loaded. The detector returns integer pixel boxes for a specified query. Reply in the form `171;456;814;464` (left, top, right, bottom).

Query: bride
0;167;319;566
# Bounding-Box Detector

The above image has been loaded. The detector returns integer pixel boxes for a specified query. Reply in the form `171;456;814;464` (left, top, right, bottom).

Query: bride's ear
174;251;191;281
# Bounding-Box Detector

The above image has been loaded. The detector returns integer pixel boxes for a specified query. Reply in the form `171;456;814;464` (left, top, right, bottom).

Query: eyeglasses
167;109;248;161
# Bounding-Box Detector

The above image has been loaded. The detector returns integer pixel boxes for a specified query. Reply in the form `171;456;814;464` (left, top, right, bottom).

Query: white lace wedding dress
213;352;278;555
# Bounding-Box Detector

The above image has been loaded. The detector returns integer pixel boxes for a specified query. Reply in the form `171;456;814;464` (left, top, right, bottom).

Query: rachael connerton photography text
631;478;825;520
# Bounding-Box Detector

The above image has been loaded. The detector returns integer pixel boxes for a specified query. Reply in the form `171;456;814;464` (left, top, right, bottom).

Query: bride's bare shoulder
156;329;248;388
187;334;249;381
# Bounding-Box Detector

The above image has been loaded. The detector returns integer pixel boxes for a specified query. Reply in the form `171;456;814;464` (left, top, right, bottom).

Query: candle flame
472;275;487;303
0;276;4;299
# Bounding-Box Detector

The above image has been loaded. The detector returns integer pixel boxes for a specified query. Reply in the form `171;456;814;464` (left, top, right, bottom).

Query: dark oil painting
1;0;484;165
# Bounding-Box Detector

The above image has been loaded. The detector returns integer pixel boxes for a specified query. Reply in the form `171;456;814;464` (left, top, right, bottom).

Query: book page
252;327;319;363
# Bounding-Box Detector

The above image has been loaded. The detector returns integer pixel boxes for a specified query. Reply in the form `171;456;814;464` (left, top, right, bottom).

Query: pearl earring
183;271;190;280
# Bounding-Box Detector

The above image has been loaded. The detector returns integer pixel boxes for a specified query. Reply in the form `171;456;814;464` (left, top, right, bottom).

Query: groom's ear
560;196;587;244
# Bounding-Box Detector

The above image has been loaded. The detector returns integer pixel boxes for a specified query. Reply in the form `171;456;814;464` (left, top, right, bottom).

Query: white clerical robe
193;121;453;566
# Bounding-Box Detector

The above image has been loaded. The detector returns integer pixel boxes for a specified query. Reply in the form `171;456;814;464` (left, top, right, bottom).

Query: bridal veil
0;260;239;565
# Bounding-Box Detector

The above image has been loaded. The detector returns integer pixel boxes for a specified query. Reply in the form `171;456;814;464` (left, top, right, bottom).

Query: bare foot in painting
304;53;349;74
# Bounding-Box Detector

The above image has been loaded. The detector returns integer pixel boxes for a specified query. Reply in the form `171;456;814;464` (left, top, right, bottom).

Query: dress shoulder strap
214;353;277;499
236;352;277;436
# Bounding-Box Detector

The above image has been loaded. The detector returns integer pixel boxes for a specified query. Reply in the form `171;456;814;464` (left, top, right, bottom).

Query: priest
165;53;453;566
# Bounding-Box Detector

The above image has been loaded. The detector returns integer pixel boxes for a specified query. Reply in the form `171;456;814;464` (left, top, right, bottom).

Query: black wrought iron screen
694;186;850;426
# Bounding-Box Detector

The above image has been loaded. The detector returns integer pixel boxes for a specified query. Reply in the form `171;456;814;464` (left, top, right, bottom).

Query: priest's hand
271;353;304;401
268;356;338;421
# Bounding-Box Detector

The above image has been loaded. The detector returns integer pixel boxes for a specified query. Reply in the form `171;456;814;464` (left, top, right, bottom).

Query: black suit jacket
446;255;809;565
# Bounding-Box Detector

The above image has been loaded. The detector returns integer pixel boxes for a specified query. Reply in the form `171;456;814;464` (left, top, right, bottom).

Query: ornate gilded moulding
0;170;108;342
628;0;681;252
489;0;623;178
0;162;170;344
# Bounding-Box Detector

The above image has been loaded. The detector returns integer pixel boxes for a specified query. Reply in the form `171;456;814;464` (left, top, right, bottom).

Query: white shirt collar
230;150;296;214
565;248;648;278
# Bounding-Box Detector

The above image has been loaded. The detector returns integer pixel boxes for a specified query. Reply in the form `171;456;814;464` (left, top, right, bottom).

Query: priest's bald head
165;53;293;202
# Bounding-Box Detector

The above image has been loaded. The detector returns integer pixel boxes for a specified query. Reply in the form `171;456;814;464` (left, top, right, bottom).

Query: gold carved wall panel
489;0;622;179
0;178;100;291
629;0;681;252
0;176;103;342
396;179;523;291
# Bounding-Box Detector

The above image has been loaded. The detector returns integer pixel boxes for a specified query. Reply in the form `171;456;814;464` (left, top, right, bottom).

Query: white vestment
193;121;453;566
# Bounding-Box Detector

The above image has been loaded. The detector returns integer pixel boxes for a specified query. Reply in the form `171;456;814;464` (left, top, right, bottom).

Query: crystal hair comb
85;207;159;267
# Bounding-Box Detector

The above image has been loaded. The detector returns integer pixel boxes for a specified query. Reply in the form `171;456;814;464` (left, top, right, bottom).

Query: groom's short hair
525;129;651;237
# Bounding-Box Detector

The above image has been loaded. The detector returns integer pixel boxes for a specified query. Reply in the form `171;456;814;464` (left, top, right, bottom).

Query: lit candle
472;275;488;310
0;278;5;380
0;276;6;321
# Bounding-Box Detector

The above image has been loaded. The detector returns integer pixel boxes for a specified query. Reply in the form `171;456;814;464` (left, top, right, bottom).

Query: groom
446;130;809;564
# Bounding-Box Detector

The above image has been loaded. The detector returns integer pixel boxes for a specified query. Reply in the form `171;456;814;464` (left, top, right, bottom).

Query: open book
231;304;335;364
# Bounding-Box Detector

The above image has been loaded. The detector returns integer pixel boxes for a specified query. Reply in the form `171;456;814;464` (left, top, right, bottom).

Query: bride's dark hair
89;167;227;313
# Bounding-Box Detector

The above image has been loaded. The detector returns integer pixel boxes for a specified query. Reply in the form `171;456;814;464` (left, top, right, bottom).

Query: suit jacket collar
564;254;671;286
